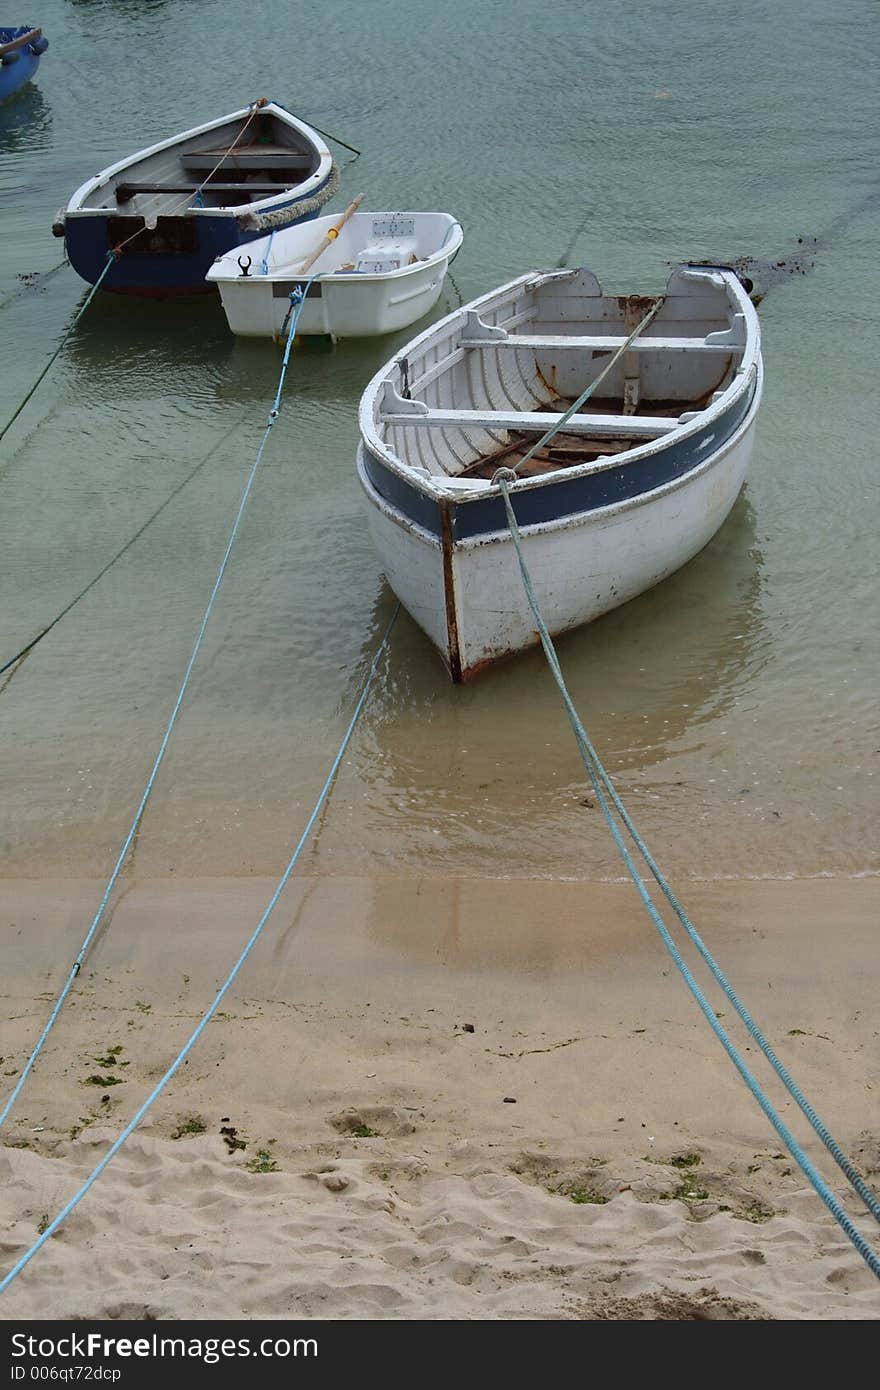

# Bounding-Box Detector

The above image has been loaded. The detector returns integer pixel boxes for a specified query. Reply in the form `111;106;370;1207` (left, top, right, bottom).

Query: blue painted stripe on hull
363;380;756;542
362;459;443;537
64;193;325;295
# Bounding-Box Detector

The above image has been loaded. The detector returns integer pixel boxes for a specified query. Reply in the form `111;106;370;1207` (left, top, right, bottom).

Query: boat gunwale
63;101;333;219
356;353;764;548
359;265;761;504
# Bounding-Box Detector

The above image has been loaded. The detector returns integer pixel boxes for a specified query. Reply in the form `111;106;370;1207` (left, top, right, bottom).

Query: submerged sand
0;874;878;1320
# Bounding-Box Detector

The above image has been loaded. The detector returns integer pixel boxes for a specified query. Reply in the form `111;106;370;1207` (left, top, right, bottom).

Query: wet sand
1;873;877;1319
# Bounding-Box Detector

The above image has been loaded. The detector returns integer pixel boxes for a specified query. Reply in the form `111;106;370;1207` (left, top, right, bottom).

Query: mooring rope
446;268;464;308
0;601;399;1295
576;750;880;1226
492;338;879;1224
277;105;361;163
555;209;593;270
0;253;115;445
0;283;313;1132
0;415;244;684
495;475;880;1279
259;229;276;276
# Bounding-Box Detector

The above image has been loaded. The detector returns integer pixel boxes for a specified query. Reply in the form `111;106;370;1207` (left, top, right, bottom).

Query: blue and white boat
357;263;762;680
0;25;48;103
52;99;338;297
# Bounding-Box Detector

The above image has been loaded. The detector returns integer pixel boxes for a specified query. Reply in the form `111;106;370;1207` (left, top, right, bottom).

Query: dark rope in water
555;209;592;268
0;258;69;314
0;253;114;444
0;416;244;683
289;110;361;163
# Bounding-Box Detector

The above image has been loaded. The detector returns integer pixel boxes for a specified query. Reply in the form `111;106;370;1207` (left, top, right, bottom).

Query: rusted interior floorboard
458;434;651;479
456;397;702;480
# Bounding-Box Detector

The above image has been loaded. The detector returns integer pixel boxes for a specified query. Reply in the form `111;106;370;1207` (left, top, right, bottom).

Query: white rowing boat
357;263;762;680
207;210;463;339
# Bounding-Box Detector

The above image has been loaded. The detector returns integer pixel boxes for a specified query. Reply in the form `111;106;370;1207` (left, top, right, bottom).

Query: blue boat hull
0;26;46;103
64;199;323;297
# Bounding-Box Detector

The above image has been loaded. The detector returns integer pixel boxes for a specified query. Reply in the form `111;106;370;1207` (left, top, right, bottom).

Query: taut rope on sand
493;471;880;1280
0;282;314;1132
0;602;399;1294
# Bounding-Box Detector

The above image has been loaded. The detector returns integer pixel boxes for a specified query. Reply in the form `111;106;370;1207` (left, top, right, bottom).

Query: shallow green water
0;0;877;881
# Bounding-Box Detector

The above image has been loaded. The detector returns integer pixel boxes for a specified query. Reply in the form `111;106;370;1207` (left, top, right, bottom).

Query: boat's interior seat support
379;386;679;438
622;296;642;415
458;310;747;354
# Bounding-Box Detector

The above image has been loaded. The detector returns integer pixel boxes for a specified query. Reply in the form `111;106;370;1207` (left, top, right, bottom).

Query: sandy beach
1;872;877;1320
2;1;879;1326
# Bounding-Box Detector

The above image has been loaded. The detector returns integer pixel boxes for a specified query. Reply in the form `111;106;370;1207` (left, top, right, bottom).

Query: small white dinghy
207;204;463;340
357;263;763;681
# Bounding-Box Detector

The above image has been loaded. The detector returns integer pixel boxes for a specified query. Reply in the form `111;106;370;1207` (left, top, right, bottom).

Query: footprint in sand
328;1106;417;1139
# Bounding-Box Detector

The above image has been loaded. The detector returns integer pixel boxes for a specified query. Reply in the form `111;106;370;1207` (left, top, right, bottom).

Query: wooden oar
299;195;364;273
0;27;42;57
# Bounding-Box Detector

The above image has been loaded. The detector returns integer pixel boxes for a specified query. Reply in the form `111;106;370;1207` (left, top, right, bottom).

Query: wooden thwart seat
181;150;313;171
458;310;747;354
380;404;679;438
463;332;744;353
115;181;287;203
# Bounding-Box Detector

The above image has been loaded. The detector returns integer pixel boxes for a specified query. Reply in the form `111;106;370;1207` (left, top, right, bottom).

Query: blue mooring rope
260;230;275;276
0;284;313;1134
0;601;399;1294
495;474;880;1280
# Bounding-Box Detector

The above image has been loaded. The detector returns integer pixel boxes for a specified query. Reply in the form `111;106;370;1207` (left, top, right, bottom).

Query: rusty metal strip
438;500;463;683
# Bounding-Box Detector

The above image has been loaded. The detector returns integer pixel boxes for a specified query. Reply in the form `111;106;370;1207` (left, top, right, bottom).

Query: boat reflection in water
0;81;50;153
357;265;762;680
333;489;768;887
